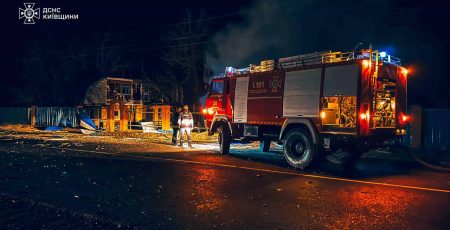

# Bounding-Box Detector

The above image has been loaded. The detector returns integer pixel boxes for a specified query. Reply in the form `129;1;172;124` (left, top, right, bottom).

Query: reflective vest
178;112;193;128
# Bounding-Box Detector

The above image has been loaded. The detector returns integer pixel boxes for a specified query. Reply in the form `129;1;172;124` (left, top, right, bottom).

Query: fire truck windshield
210;81;224;95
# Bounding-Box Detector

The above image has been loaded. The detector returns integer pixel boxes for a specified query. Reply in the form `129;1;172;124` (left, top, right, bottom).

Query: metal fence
422;109;450;150
0;107;30;124
0;106;207;132
35;107;78;127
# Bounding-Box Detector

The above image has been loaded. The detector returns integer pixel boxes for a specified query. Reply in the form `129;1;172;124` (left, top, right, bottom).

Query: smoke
207;0;311;74
206;0;397;75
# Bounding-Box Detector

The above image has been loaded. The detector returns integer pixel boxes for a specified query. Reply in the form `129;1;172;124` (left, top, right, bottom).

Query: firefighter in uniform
177;105;194;147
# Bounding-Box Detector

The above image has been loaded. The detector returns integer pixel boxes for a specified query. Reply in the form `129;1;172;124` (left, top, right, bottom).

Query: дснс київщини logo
18;3;78;24
19;3;40;24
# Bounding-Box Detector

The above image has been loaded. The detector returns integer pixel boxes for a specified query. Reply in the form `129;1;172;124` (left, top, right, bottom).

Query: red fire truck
202;49;409;168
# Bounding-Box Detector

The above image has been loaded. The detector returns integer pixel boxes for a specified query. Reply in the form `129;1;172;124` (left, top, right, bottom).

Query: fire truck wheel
325;148;363;166
260;140;271;152
218;124;231;154
283;129;315;169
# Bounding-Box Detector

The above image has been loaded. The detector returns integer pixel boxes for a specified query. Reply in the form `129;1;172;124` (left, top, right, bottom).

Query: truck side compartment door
283;68;322;117
233;77;249;123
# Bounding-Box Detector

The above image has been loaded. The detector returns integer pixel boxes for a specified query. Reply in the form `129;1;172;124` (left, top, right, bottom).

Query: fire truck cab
203;49;409;169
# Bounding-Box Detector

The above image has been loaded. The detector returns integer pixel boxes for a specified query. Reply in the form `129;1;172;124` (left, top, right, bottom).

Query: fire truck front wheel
283;129;315;169
218;124;231;154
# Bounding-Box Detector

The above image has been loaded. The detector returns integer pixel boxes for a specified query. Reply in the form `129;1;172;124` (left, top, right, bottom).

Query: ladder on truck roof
278;51;355;69
219;49;402;78
223;51;356;76
277;50;401;69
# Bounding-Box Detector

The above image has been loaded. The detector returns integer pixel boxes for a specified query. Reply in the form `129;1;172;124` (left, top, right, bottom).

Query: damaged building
83;77;171;132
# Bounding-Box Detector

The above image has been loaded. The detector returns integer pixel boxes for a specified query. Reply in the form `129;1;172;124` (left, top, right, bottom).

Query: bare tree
160;10;211;105
78;35;126;78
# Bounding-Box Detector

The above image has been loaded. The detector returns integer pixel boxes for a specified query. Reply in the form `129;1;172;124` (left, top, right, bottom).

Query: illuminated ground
0;126;449;229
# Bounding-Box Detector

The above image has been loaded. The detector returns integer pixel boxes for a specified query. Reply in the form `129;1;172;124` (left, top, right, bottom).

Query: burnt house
83;77;171;131
84;77;155;105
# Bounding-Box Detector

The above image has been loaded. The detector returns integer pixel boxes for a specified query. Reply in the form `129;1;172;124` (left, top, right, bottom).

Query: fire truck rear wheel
218;124;231;154
283;128;315;169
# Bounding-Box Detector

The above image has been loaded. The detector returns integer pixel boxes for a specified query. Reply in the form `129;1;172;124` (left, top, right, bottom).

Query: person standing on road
177;105;194;148
171;107;182;145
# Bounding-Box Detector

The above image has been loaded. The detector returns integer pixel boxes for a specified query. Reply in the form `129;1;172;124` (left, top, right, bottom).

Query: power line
22;33;212;56
17;29;275;62
114;11;248;34
17;22;281;61
15;10;309;62
20;10;248;56
18;40;213;61
18;6;310;59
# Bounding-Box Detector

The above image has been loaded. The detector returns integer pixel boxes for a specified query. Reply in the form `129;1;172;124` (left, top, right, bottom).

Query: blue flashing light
225;66;236;76
379;51;387;58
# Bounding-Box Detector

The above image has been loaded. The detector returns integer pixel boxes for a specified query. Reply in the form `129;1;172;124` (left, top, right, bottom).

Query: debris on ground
44;126;64;131
0;124;281;155
78;111;98;131
0;124;218;154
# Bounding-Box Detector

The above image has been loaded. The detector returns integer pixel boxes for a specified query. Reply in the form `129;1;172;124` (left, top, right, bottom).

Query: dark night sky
1;0;449;108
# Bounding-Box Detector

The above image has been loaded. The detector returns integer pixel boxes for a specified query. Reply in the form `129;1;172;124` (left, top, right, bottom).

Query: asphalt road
0;138;449;229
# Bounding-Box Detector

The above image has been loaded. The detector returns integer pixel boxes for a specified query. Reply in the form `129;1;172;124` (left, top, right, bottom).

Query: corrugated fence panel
423;109;450;149
0;107;30;124
35;107;78;127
